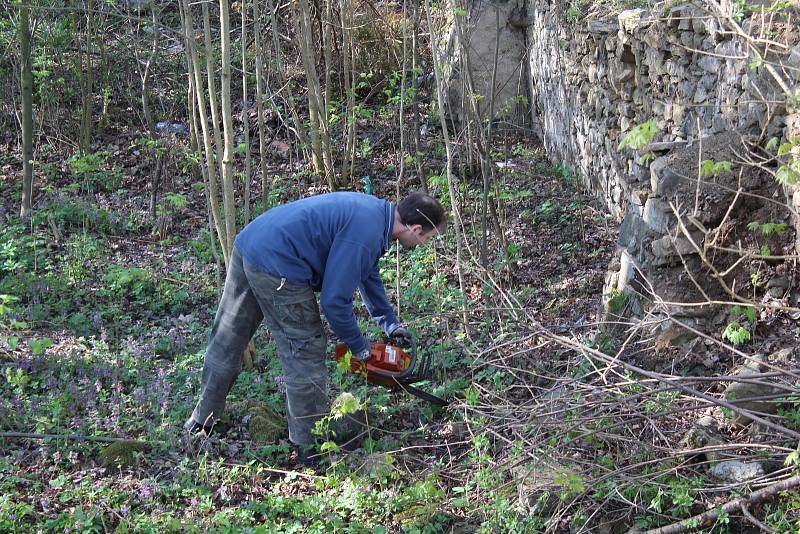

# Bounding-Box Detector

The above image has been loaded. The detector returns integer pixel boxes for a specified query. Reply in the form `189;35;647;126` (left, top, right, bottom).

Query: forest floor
2;119;799;532
0;125;625;532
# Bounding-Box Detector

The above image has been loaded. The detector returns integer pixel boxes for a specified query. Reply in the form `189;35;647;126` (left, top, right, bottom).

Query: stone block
680;30;695;48
618;250;636;289
723;356;780;427
643;28;661;49
698;55;721;73
788;44;800;82
650;159;684;198
643;198;673;234
618;210;654;250
672;102;686;124
587;20;617;34
710;460;765;483
618;9;650;34
650;235;698;266
693;84;708;104
700;73;717;90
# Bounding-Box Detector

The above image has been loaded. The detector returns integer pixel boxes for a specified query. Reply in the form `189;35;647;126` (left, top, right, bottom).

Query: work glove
352;347;372;361
387;324;413;347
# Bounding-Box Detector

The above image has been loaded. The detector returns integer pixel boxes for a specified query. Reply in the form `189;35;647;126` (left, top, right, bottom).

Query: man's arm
358;262;399;335
319;238;372;355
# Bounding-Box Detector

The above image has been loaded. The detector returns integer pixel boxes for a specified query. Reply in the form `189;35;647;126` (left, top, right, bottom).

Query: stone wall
521;4;799;334
447;1;800;336
525;4;796;217
440;0;529;127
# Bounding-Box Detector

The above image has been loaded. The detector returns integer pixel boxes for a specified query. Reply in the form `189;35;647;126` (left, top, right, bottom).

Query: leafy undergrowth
2;128;799;532
0;126;617;532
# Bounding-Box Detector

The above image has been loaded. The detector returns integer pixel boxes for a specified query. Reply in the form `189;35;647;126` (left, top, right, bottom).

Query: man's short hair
397;192;446;231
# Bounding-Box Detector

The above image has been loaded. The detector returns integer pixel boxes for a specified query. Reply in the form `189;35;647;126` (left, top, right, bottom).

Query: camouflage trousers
185;246;329;446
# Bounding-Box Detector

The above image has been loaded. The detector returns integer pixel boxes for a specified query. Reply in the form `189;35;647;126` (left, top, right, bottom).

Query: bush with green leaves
34;198;124;235
66;151;123;192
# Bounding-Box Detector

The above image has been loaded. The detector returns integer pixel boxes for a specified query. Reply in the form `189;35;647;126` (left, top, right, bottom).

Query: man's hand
353;347;372;361
387;324;413;347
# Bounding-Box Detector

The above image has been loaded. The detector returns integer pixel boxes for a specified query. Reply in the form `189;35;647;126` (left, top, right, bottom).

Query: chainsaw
334;338;448;406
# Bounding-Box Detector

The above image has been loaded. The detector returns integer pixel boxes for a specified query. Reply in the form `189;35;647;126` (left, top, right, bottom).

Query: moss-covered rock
97;440;148;468
248;412;285;444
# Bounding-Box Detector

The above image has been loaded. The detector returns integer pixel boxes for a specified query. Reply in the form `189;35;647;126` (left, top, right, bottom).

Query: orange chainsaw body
334;342;412;389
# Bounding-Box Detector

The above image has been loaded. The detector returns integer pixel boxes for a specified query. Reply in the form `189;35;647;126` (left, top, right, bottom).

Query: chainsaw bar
393;381;449;406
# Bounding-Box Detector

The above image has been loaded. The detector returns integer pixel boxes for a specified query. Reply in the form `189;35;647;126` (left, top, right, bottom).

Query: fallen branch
0;432;149;445
645;474;800;534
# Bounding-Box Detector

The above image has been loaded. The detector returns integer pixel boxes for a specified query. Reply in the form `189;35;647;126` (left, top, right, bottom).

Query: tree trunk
19;1;34;220
294;0;324;176
134;8;160;219
320;0;336;187
219;0;237;260
411;1;426;193
203;2;226;189
267;0;308;163
180;0;229;267
339;0;357;184
78;0;95;153
294;0;335;187
253;0;271;211
241;1;252;225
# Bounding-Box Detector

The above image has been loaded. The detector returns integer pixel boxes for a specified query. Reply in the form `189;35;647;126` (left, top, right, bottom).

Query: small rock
710;460;764;483
355;452;393;475
679;415;726;462
768;347;795;364
723;356;779;427
766;276;791;298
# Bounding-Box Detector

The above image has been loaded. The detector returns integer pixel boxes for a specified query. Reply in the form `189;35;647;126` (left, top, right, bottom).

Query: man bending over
184;191;446;465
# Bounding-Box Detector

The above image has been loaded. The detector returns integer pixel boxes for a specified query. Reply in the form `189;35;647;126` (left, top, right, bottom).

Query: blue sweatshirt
234;192;398;354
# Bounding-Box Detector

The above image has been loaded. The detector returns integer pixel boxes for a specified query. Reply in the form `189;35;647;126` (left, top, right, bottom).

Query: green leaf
454;7;466;16
333;392;360;416
776;163;800;185
721;322;751;345
6;336;19;351
765;137;779;151
464;386;480;406
29;338;54;355
336;350;353;374
639;152;656;165
320;441;339;453
618;120;660;151
699;159;733;178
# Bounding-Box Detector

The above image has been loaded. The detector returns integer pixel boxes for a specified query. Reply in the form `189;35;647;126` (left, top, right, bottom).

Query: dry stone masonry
446;0;800;338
